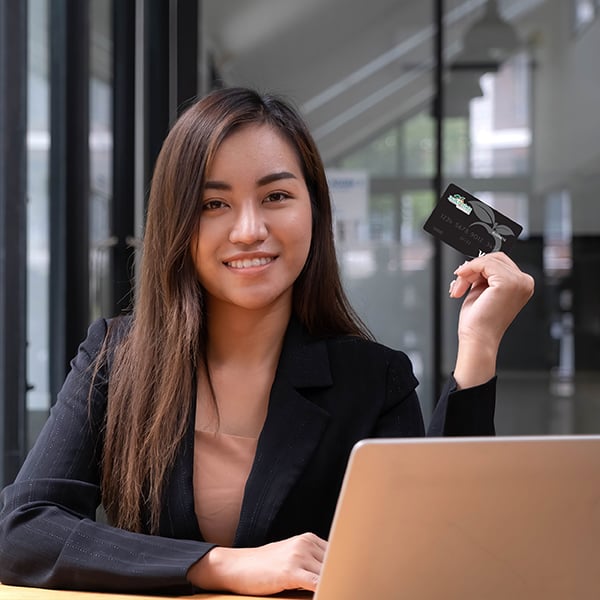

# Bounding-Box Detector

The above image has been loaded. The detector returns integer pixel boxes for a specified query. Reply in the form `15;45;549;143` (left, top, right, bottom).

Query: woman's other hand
449;252;534;389
187;532;327;595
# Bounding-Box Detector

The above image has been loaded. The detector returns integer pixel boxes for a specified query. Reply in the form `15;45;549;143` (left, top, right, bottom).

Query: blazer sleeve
0;319;214;594
428;375;496;436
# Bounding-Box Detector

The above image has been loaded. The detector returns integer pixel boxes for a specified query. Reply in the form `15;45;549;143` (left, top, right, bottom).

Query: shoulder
309;334;420;423
86;314;133;347
322;334;419;397
325;334;412;370
289;318;415;375
80;314;132;346
71;315;133;379
105;314;133;344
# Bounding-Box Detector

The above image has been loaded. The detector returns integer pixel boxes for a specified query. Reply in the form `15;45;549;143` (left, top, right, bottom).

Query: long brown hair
101;87;371;533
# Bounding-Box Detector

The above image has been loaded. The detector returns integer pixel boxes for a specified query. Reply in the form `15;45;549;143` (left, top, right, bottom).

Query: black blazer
0;316;495;594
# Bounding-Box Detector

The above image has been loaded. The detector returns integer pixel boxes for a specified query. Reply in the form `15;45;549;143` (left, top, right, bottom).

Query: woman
0;87;534;596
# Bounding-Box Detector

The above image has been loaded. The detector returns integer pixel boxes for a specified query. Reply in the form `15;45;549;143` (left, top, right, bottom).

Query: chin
232;293;292;313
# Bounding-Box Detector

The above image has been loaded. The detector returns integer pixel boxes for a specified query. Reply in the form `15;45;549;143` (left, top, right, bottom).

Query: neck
205;301;292;369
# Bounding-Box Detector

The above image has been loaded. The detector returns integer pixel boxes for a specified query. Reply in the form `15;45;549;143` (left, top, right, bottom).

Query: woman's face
191;123;313;315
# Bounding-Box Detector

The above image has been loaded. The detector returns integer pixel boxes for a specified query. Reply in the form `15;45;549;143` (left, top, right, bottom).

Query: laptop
314;436;600;600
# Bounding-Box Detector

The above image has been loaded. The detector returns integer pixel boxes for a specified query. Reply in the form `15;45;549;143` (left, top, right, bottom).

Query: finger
454;252;517;280
295;553;325;592
294;570;320;592
449;275;476;298
299;532;328;556
310;542;327;566
308;533;328;556
458;253;534;301
293;533;326;573
302;552;325;575
450;252;522;298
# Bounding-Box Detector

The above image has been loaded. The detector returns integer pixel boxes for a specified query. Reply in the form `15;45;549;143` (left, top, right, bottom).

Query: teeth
227;257;273;269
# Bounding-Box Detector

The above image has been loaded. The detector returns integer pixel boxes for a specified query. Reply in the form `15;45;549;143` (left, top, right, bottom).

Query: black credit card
423;183;523;257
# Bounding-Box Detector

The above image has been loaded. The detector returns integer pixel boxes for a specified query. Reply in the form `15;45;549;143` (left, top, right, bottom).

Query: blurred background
2;0;600;486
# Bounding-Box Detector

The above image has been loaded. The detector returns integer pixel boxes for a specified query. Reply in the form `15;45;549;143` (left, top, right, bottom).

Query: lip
223;253;277;270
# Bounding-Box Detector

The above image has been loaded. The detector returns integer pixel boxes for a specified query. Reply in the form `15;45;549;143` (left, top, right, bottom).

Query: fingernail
454;260;469;275
448;279;456;295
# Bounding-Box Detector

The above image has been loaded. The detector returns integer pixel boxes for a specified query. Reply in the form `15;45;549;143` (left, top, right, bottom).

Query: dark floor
495;370;600;436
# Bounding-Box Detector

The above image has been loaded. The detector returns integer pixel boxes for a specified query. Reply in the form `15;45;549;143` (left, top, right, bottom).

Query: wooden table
0;583;312;599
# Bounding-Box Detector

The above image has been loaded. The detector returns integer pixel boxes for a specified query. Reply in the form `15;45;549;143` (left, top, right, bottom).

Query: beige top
193;359;272;546
193;429;258;546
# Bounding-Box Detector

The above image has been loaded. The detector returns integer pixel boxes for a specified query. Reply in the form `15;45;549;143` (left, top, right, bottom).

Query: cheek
193;221;218;257
290;208;313;266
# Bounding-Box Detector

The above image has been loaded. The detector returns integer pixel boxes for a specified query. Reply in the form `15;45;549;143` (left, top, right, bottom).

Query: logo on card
470;200;519;252
448;193;472;215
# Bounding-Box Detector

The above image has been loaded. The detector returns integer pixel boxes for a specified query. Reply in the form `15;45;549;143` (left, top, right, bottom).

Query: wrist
453;341;497;390
187;546;231;592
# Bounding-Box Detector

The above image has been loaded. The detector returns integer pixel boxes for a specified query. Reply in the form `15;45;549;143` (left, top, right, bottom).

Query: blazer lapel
159;397;203;540
234;318;333;547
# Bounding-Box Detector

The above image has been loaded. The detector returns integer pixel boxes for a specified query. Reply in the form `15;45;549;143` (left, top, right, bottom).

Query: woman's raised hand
187;532;327;595
449;252;534;389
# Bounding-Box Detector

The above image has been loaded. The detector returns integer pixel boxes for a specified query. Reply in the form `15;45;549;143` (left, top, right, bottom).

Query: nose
229;202;268;245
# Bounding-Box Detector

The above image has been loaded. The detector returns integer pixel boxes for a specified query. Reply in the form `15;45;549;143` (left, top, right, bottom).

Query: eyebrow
203;171;298;191
257;171;298;186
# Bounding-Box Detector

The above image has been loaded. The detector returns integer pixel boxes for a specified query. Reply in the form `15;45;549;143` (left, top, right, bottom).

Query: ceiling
202;0;545;162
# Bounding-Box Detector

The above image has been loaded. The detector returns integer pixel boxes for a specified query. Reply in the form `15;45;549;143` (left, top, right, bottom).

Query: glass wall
89;0;113;321
203;0;600;434
15;0;600;472
25;0;114;450
27;0;50;447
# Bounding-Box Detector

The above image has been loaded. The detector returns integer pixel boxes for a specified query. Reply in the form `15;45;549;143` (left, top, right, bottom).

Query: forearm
0;482;212;594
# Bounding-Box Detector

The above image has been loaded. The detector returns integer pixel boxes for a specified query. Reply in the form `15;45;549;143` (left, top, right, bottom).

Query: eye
202;199;228;211
264;191;290;203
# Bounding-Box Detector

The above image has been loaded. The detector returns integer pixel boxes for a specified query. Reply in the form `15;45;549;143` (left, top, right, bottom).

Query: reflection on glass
90;0;113;320
544;189;575;424
337;129;399;177
403;116;434;176
572;0;597;32
27;0;50;432
469;53;531;177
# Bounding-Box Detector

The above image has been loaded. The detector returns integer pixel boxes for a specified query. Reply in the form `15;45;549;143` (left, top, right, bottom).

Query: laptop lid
314;436;600;600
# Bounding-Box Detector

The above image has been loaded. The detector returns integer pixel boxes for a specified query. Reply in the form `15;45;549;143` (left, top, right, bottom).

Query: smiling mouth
225;257;275;269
